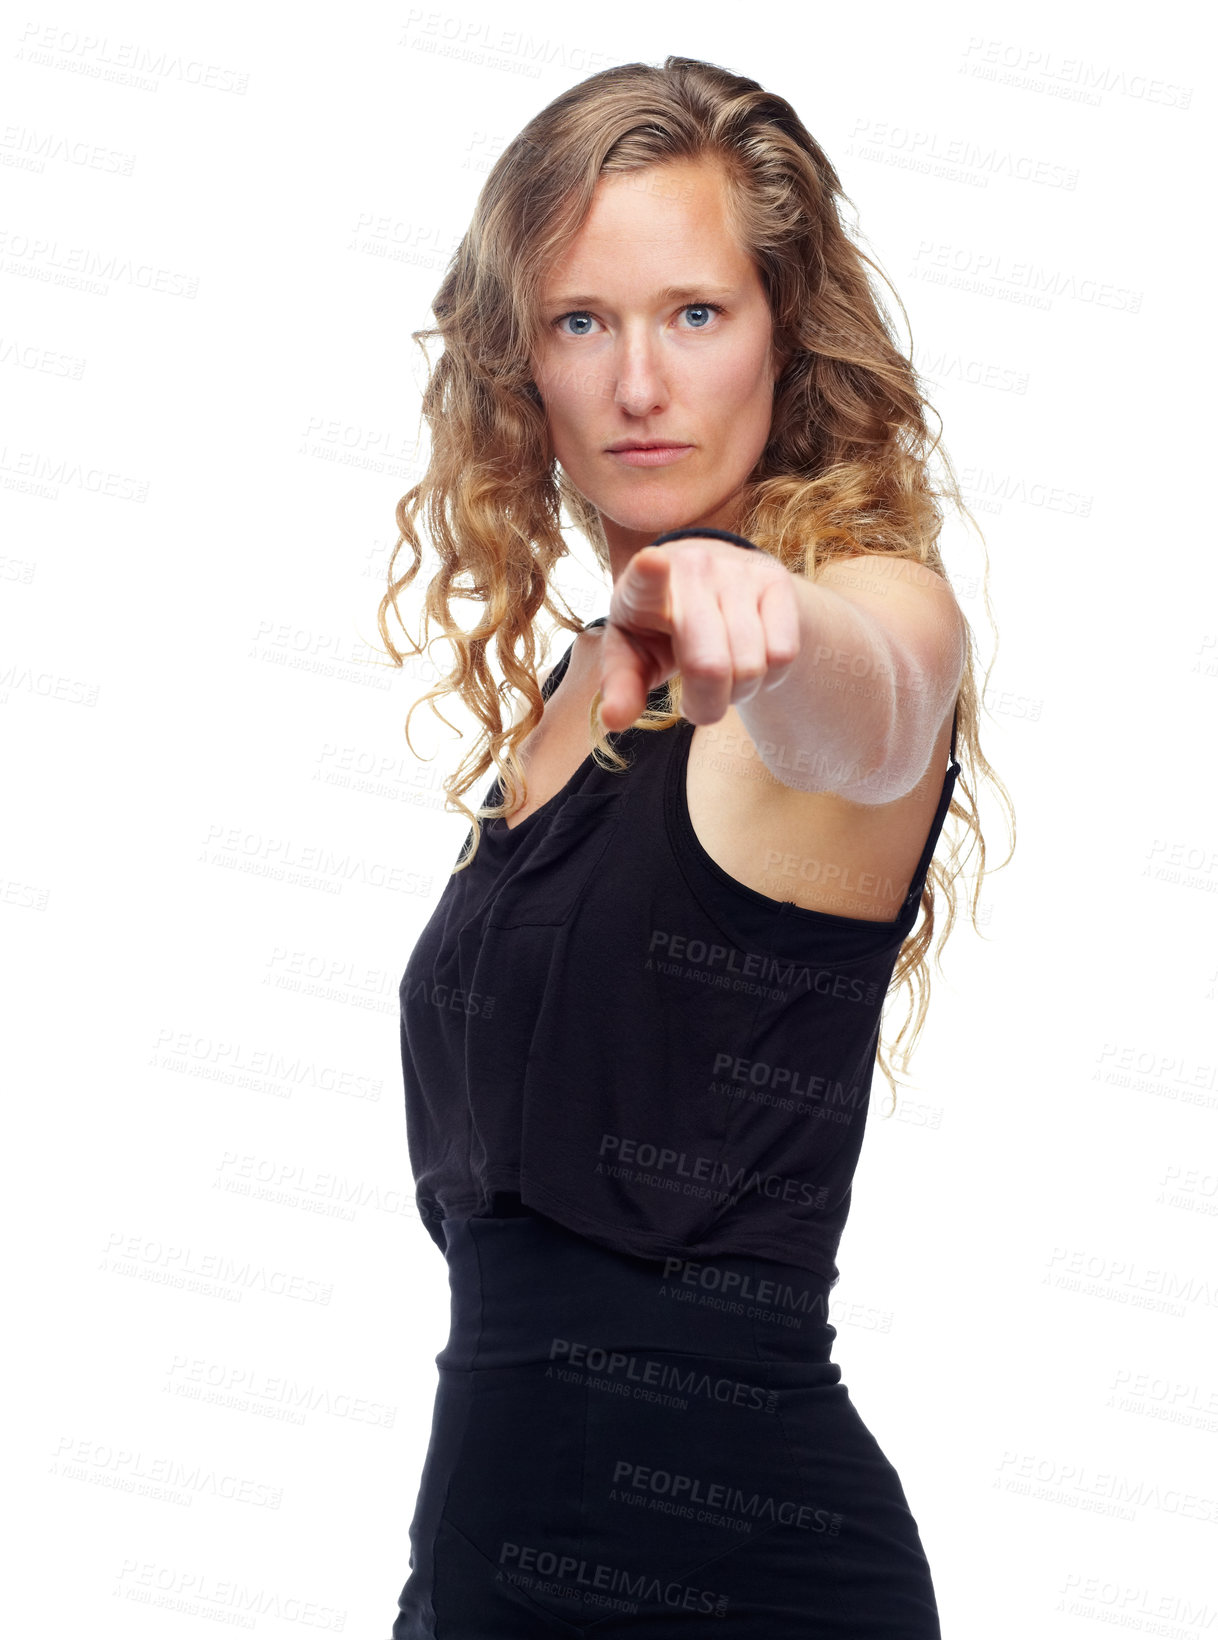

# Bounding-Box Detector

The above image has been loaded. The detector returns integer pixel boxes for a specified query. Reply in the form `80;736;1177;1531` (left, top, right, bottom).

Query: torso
499;626;955;923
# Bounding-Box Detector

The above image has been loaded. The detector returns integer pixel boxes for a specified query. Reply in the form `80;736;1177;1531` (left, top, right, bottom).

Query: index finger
596;622;654;734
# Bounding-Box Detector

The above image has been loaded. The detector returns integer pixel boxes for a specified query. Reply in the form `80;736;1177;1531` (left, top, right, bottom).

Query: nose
612;324;669;418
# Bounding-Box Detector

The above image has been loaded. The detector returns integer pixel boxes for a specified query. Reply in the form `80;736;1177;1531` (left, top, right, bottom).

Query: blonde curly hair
377;54;1015;1110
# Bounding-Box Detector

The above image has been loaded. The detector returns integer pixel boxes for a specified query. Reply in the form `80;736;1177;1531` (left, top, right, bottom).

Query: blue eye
552;302;723;335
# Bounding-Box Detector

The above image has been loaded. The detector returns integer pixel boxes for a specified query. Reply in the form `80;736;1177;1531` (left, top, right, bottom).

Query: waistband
435;1196;840;1379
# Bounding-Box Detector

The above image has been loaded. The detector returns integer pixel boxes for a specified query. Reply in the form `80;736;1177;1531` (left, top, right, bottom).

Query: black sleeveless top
399;618;961;1286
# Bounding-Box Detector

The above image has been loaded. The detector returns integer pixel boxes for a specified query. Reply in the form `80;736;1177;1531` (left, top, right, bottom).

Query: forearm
734;566;945;805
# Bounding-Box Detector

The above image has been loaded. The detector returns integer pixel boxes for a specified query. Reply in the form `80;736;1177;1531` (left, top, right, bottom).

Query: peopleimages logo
493;1537;730;1619
847;117;1079;189
646;929;878;1006
960;36;1192;110
547;1333;778;1416
609;1456;843;1535
595;1133;830;1212
710;1051;865;1113
911;240;1142;314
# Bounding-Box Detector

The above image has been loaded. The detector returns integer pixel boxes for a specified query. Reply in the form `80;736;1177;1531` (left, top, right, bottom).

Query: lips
606;442;692;452
606;443;695;468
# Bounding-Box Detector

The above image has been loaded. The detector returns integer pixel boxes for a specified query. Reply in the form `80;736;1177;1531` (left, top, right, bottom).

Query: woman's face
531;156;784;572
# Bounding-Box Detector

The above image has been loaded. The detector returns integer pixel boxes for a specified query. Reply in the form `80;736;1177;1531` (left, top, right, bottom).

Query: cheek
700;350;776;443
548;398;591;463
539;370;594;441
707;335;774;403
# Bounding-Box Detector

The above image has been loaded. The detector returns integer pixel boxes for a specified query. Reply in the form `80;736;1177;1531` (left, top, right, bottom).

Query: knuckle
682;658;731;685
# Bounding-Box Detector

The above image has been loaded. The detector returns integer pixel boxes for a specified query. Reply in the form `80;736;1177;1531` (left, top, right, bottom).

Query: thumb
614;545;674;628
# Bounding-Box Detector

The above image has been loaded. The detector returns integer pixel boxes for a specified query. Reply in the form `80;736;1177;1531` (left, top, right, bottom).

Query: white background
3;2;1215;1636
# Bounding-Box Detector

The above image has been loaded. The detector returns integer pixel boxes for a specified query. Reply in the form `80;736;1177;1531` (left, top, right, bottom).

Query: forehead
541;157;751;291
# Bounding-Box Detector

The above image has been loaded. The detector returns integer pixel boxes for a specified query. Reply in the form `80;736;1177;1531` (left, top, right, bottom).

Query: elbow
841;627;964;807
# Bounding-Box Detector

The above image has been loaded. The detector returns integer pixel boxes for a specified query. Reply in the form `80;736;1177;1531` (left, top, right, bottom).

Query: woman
379;54;1012;1639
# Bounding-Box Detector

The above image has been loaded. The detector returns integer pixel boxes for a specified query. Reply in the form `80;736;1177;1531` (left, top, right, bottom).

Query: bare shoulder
813;552;967;681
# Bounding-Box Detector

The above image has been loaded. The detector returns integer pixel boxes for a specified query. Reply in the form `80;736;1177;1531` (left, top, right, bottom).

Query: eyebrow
544;283;739;309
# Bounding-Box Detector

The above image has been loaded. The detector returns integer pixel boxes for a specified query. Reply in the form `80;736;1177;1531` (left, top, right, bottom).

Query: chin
605;510;695;542
598;486;713;538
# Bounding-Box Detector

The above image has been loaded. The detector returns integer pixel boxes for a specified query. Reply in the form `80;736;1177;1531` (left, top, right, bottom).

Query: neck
600;495;748;586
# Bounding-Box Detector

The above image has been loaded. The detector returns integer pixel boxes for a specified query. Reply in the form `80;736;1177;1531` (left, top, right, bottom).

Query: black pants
390;1198;940;1637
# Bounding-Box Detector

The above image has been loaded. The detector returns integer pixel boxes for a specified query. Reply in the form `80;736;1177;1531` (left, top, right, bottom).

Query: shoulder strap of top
540;616;608;702
898;703;961;915
539;656;567;702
